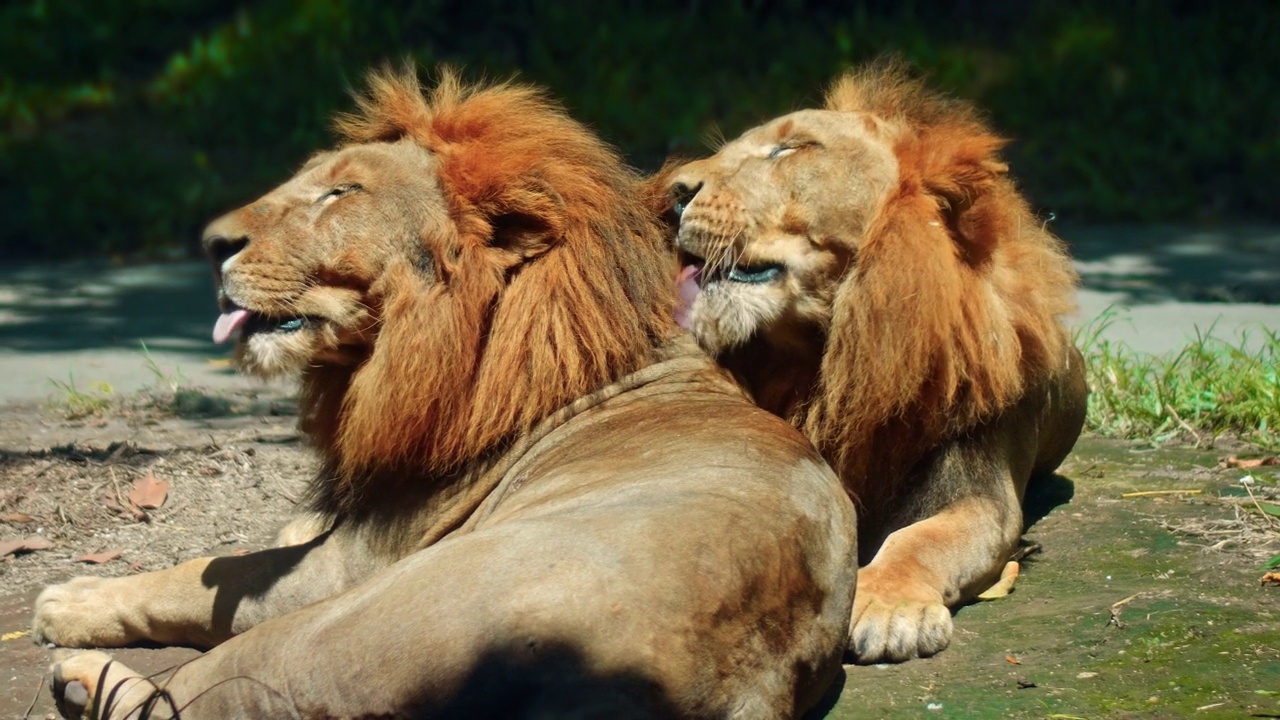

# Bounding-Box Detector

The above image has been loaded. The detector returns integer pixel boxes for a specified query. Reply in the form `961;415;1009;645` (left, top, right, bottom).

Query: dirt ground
1;388;1278;719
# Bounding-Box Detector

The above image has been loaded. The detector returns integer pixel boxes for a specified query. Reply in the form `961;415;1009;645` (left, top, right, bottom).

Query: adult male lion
32;68;857;719
661;61;1087;664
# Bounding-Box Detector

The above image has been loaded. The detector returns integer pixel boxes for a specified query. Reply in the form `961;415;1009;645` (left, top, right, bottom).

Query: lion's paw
34;577;137;648
51;650;160;720
847;572;952;664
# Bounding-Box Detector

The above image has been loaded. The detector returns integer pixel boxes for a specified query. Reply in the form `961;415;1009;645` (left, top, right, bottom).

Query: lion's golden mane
807;64;1076;508
303;68;676;510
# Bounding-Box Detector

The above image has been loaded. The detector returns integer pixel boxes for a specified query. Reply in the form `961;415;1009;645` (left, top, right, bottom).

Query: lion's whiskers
706;226;748;279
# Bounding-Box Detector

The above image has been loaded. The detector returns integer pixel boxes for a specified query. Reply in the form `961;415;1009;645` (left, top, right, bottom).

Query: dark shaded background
2;0;1275;261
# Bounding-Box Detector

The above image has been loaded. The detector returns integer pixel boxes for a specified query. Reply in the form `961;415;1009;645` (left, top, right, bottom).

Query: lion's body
662;60;1087;663
33;69;857;719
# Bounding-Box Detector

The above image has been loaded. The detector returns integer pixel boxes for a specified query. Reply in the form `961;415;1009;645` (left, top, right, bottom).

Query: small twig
1108;593;1139;629
1242;483;1280;529
1121;489;1203;498
109;467;127;508
1164;403;1202;447
23;672;44;718
1011;542;1042;562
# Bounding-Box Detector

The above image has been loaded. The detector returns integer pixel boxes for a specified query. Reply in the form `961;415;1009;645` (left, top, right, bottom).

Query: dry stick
109;467;127;508
1242;483;1280;529
23;673;44;719
1108;593;1140;629
1120;489;1203;498
1164;403;1203;447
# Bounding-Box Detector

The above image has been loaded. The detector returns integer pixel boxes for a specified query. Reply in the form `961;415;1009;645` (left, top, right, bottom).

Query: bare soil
0;387;308;719
1;391;1278;719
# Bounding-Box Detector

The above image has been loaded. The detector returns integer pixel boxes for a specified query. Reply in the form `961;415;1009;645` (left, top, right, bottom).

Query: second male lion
659;61;1087;664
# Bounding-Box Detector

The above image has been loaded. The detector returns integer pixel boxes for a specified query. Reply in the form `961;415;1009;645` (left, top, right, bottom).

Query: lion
658;60;1087;664
32;67;858;719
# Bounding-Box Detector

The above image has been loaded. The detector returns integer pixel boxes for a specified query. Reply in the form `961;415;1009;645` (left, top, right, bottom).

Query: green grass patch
1077;310;1280;449
46;373;114;419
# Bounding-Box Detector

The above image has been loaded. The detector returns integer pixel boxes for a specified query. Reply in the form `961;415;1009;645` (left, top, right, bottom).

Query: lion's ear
915;129;1009;266
487;179;566;259
443;152;567;259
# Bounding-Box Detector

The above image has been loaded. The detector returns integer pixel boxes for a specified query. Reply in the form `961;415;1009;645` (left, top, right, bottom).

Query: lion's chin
234;331;316;379
687;284;776;356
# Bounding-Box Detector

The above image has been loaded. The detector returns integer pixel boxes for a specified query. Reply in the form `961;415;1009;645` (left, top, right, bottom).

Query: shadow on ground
0;262;217;355
1062;224;1280;305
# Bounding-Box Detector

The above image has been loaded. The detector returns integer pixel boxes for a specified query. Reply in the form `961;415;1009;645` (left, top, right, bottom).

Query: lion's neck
718;331;926;515
718;333;823;427
296;337;723;533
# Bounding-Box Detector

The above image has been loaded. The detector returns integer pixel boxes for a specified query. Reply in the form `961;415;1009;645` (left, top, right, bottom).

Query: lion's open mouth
212;305;308;345
677;251;784;287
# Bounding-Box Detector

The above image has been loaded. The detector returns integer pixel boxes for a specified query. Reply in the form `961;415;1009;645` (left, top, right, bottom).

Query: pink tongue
674;265;701;330
212;309;250;344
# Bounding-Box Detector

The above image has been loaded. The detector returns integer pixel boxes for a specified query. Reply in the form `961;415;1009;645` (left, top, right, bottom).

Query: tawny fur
312;67;676;506
811;63;1076;507
34;67;857;718
661;59;1086;664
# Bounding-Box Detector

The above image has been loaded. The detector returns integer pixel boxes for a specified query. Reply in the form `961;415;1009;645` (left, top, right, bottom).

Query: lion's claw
53;670;92;720
50;651;158;720
50;650;111;719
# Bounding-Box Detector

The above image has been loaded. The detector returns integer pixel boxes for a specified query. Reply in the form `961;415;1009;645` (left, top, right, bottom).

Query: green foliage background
2;1;1275;260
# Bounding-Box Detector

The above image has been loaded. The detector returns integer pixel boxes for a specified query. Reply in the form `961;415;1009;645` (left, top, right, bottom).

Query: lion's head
662;60;1077;490
203;67;676;509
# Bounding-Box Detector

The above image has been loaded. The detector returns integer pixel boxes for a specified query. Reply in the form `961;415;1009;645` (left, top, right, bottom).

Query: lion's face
667;109;897;355
202;140;446;377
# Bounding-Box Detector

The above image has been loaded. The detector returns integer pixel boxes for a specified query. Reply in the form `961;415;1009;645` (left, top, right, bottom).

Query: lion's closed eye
317;183;364;205
768;140;820;159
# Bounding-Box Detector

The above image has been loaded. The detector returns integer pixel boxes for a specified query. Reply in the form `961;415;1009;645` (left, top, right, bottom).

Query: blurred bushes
1;0;1275;260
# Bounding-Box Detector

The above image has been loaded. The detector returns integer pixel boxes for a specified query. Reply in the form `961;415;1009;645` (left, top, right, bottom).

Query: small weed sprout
139;341;187;393
47;373;113;419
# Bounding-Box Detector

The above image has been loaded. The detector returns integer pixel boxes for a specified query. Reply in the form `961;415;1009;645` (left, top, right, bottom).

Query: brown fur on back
306;67;676;509
805;61;1077;507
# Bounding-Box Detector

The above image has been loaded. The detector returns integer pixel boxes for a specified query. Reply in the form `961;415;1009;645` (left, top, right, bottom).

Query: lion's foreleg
34;529;377;650
849;493;1018;663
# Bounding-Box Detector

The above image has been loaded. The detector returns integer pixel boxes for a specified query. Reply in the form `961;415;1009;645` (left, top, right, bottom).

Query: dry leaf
977;561;1020;600
0;535;54;557
102;493;146;521
1005;655;1021;665
128;469;169;510
77;549;123;564
1217;455;1279;470
0;513;36;524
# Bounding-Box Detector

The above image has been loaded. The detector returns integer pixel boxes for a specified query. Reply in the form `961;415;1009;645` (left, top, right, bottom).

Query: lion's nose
203;233;249;269
669;178;703;219
202;215;250;270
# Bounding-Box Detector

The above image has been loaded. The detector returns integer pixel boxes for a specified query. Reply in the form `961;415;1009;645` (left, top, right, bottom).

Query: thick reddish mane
308;66;676;505
804;61;1078;495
